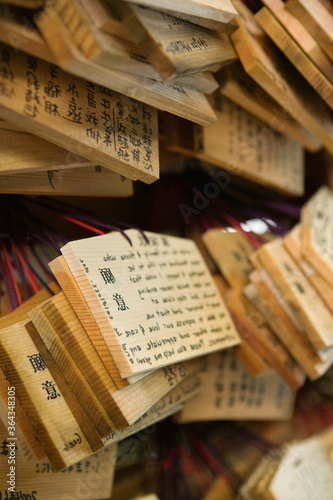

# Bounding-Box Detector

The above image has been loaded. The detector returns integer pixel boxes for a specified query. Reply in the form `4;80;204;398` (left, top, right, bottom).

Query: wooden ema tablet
218;62;321;152
60;229;240;378
0;44;159;184
194;94;304;196
144;8;238;34
284;224;333;315
251;256;333;372
261;0;333;85
245;274;328;380
176;350;296;422
49;256;129;390
26;321;106;451
202;229;255;292
231;22;333;155
46;0;220;94
0;166;134;197
0;415;117;499
0;368;46;464
109;2;237;81
103;373;203;446
226;291;306;389
118;0;238;26
31;293;126;428
255;8;333;112
232;0;263;36
0;129;96;176
301;186;333;287
54;0;168;79
254;238;333;351
27;304;116;438
0;284;59;463
0;282;60;329
0;320;96;471
286;0;333;62
55;0;224;93
32;292;203;427
264;430;333;500
37;7;217;127
0;396;36;465
106;357;203;425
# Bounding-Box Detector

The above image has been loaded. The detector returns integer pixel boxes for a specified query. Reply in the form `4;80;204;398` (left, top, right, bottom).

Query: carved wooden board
0;129;96;176
254;238;333;351
59;230;240;377
0;320;97;471
119;0;238;25
301;186;333;287
286;0;333;61
284;224;333;315
0;43;159;183
49;256;129;390
176;350;295;421
102;374;202;446
0;414;117;499
37;4;217;127
261;0;333;84
0;367;46;464
109;2;237;80
218;62;321;152
194;94;304;195
28;301;116;437
245;271;330;380
0;166;134;197
255;7;333;111
269;431;333;500
202;229;255;291
231;20;333;154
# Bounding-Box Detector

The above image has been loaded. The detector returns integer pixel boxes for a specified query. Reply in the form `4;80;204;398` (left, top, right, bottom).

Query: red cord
61;215;105;235
10;239;39;294
2;242;22;306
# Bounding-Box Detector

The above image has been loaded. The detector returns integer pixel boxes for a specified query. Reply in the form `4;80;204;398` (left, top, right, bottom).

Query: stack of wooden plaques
199;187;333;426
238;425;333;500
0;0;240;196
0;0;332;197
246;186;333;381
163;0;333;196
0;228;244;485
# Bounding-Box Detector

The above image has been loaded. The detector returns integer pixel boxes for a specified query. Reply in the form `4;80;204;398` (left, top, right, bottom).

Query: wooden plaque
0;43;159;183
